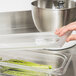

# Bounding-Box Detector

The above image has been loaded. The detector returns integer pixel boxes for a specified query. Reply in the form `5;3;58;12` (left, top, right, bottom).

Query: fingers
55;28;61;34
55;26;69;36
58;26;69;36
67;22;76;31
66;34;76;42
55;21;76;36
55;26;66;35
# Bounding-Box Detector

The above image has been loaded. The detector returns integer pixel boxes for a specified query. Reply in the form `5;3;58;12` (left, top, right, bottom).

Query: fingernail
66;40;69;42
59;34;63;37
55;32;59;35
55;32;58;35
66;39;70;42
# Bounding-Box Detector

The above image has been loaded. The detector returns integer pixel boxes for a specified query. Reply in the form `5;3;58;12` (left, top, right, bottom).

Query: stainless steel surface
0;11;38;35
68;0;76;8
37;0;76;9
31;1;76;32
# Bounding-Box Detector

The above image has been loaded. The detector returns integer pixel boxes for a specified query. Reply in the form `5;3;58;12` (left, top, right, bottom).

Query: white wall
0;0;34;12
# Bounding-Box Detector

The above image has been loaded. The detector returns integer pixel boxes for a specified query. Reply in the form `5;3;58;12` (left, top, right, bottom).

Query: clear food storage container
0;49;72;76
0;32;75;76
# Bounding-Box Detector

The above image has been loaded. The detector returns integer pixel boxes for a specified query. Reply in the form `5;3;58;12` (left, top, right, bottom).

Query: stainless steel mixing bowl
31;0;76;32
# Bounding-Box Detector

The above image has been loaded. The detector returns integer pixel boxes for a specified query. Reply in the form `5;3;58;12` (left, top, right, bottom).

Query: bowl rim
31;1;76;11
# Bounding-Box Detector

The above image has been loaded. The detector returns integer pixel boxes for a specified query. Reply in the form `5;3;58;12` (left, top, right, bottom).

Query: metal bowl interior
31;1;76;32
32;0;76;10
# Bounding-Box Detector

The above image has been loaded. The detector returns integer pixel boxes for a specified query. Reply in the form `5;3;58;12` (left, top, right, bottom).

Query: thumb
66;34;76;42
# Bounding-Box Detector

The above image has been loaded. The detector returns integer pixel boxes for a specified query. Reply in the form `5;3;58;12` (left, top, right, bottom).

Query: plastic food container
0;32;75;76
0;49;72;76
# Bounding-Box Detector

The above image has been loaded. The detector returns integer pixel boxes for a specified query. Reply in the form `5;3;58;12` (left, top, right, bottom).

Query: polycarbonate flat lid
0;32;75;50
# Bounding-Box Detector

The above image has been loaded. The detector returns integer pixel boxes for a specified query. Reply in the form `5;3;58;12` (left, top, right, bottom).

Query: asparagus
0;59;52;76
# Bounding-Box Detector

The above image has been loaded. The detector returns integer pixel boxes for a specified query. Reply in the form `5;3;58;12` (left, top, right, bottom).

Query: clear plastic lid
0;32;75;50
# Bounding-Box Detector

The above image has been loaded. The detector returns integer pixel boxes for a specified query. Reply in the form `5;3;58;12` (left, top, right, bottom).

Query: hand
55;21;76;42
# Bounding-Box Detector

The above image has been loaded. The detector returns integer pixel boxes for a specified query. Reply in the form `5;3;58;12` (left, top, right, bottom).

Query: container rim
45;44;76;51
0;32;75;50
